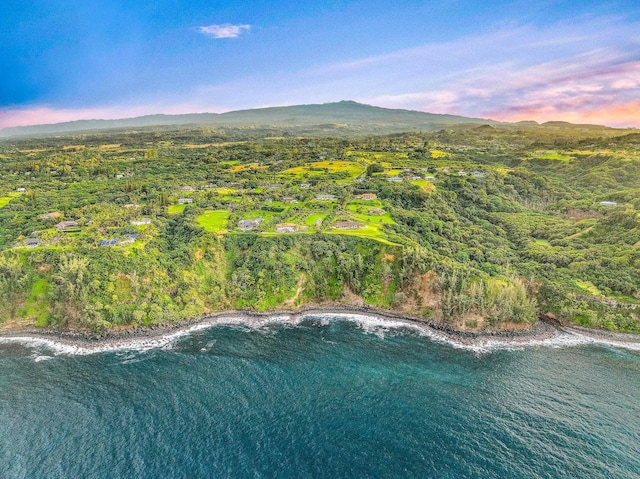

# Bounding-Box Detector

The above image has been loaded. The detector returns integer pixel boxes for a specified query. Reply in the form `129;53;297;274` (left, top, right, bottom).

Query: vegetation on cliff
0;121;638;332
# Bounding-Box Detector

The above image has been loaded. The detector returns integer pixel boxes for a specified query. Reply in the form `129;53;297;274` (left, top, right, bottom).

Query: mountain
0;101;500;138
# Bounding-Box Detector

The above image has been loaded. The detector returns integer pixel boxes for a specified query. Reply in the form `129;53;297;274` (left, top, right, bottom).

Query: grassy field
326;225;399;246
22;277;50;327
216;188;239;195
575;280;602;296
239;210;279;222
231;163;267;172
168;204;187;214
304;213;327;229
345;150;408;164
411;179;435;192
196;210;231;234
530;151;574;161
282;161;364;178
0;192;20;209
430;149;452;159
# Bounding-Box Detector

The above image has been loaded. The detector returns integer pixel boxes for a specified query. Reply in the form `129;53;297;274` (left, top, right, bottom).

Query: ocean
1;314;639;478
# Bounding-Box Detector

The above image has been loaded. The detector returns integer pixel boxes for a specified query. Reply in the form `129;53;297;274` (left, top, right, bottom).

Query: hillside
0;101;501;138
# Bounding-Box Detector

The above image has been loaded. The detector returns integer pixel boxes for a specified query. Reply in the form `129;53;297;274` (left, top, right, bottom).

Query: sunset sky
1;0;639;129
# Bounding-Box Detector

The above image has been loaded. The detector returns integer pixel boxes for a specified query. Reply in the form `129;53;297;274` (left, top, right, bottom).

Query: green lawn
326;225;400;246
196;210;231;234
0;193;20;209
411;179;435;192
346;203;395;225
530;151;573;161
21;277;50;326
282;161;364;179
168;204;187;214
305;213;327;227
575;280;601;296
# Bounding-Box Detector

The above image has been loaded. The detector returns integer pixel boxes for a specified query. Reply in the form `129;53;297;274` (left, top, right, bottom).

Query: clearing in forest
197;210;231;234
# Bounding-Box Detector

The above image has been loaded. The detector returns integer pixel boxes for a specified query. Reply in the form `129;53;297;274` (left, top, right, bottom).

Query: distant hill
0;101;500;138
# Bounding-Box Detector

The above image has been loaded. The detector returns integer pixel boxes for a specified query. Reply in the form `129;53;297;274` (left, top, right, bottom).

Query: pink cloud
0;103;229;130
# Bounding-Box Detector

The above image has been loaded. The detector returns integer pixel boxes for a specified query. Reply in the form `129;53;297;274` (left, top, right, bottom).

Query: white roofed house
355;193;377;200
388;176;403;182
180;186;195;192
131;218;152;226
24;238;41;248
238;218;263;231
316;194;337;200
367;208;386;215
275;223;297;233
178;198;193;204
599;201;617;207
54;220;80;230
332;220;365;230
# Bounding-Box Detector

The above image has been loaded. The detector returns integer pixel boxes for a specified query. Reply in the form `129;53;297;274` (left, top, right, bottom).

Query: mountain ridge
0;101;501;138
0;101;629;139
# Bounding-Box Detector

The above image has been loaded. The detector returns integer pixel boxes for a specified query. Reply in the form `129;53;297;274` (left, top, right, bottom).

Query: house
411;176;422;181
124;204;140;208
180;186;195;192
356;193;377;200
282;197;298;204
131;218;152;226
599;201;617;207
388;176;403;182
458;171;468;176
332;220;365;230
24;238;40;248
424;176;436;181
40;212;62;220
368;208;386;215
99;239;117;246
118;234;136;245
471;171;488;178
115;174;124;179
178;198;193;204
202;184;216;189
238;218;263;231
276;223;298;233
54;220;79;230
299;183;311;189
316;194;337;200
16;187;26;192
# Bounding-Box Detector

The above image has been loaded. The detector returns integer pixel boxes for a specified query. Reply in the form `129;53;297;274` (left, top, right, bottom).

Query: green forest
1;123;639;332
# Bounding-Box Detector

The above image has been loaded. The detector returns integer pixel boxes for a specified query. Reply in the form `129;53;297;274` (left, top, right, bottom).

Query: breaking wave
1;312;639;357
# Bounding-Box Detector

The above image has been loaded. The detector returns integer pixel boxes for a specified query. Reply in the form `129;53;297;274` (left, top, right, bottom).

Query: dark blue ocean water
1;317;639;479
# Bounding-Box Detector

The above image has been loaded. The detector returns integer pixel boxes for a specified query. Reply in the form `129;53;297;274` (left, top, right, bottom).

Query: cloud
0;102;229;130
3;15;639;129
198;23;250;39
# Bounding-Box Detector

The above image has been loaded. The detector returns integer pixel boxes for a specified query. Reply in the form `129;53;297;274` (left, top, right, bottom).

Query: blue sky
1;0;640;127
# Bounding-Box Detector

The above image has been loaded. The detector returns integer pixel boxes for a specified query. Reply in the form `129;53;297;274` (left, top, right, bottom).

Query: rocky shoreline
1;305;638;354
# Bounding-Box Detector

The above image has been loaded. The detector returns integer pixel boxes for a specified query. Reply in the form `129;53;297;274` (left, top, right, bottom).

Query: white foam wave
1;312;638;358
